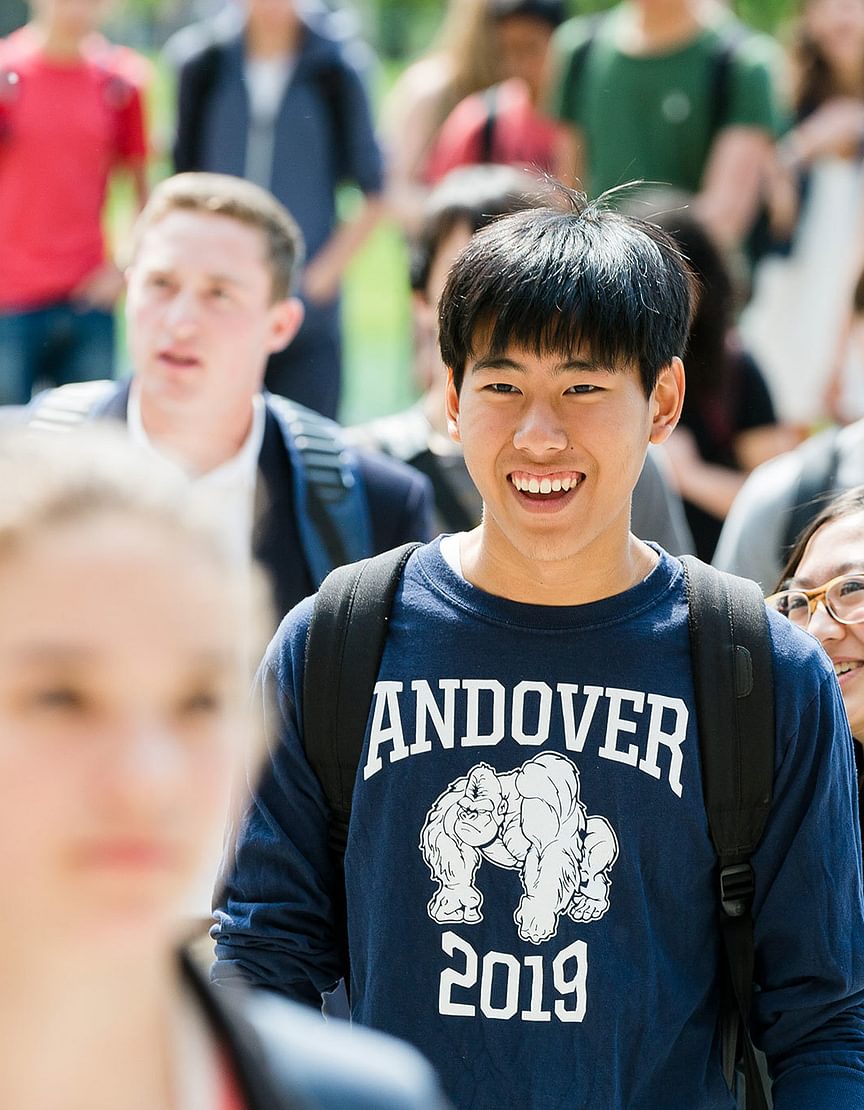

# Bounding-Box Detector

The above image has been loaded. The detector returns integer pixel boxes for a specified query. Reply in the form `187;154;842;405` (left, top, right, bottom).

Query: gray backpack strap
681;556;774;1110
26;381;117;433
267;394;373;583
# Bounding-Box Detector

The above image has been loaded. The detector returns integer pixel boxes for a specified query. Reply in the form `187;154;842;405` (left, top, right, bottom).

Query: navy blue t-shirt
215;543;864;1110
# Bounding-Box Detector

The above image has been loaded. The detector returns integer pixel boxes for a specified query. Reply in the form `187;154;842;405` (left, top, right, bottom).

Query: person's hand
302;254;341;306
71;263;125;310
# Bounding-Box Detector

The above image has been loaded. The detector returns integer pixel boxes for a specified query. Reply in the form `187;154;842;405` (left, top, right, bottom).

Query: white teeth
511;475;581;494
835;662;858;677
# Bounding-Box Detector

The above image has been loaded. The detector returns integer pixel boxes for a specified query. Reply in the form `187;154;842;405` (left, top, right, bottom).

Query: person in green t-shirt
548;0;786;248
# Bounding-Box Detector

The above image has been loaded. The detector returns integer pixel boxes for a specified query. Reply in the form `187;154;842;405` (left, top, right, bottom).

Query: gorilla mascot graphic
420;752;618;944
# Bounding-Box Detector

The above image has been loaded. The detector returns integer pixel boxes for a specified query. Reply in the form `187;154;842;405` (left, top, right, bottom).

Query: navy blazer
91;381;435;624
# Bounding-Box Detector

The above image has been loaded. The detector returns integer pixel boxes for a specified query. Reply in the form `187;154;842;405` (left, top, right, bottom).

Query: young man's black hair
489;0;566;29
438;188;697;397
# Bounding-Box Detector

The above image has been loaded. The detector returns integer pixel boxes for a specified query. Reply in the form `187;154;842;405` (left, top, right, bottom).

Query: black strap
302;543;420;982
707;23;751;137
781;427;841;558
479;85;499;164
681;556;774;1110
303;543;421;856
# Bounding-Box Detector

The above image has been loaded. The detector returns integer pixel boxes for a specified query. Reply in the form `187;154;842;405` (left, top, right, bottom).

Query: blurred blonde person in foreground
0;430;445;1110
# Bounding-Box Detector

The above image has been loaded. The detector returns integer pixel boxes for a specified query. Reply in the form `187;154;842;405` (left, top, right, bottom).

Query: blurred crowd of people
4;0;864;567
5;0;864;1107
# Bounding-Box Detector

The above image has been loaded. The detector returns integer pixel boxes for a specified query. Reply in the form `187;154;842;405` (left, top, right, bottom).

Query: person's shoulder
553;11;610;54
705;13;783;72
162;11;240;71
237;989;447;1110
298;5;374;78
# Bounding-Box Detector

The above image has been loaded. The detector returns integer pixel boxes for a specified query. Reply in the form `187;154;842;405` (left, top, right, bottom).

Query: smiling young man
213;192;864;1109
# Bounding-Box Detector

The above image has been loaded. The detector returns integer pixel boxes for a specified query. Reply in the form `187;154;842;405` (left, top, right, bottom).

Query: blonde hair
129;173;305;301
0;427;272;664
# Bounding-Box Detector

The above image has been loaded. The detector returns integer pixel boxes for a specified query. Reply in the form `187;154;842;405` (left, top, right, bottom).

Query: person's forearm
674;460;745;521
303;194;385;304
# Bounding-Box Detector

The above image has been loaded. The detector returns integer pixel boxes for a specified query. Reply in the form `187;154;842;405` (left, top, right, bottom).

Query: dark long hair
648;204;735;440
792;3;864;118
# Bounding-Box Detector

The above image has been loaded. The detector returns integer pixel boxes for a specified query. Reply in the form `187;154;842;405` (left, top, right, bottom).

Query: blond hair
130;173;305;301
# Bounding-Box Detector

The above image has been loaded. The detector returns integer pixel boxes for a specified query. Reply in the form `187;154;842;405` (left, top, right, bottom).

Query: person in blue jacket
28;172;433;628
168;0;385;419
212;189;864;1108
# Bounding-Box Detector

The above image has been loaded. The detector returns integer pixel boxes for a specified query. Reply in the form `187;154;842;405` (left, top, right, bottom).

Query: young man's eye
176;690;223;718
486;382;520;394
566;384;601;394
31;687;85;712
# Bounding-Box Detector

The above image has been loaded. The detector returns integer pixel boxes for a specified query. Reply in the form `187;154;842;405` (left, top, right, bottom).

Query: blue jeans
0;301;115;406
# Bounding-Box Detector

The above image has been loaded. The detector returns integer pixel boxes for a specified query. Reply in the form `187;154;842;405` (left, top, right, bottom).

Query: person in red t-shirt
425;0;576;186
0;0;149;405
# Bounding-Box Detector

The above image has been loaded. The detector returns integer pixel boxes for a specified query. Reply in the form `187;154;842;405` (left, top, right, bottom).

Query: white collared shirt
127;384;266;567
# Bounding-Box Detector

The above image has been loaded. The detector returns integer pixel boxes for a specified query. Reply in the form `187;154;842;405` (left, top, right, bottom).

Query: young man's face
125;209;302;423
495;15;555;96
445;339;683;571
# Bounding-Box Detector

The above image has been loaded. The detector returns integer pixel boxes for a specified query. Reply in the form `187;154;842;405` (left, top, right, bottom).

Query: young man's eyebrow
470;356;609;374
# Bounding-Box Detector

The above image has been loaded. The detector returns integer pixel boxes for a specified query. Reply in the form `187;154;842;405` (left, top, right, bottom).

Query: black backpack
302;545;775;1110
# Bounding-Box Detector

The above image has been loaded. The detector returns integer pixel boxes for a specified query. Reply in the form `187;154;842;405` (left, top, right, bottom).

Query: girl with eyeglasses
767;485;864;843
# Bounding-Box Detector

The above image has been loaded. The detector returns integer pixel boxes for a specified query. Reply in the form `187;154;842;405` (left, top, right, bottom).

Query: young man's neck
619;0;718;54
245;12;302;59
28;20;90;62
459;523;659;607
138;389;257;477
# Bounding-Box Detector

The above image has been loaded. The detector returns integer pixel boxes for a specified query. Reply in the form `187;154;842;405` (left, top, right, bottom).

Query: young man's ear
648;357;685;445
268;296;305;355
444;366;461;443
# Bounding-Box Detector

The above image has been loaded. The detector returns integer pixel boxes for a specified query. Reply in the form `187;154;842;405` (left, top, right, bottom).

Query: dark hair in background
410;164;548;293
776;484;864;591
646;200;734;413
791;2;864;118
488;0;566;28
438;185;696;397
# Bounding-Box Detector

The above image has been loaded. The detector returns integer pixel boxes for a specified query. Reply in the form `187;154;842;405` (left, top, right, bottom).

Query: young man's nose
163;289;202;336
512;400;569;453
98;720;185;809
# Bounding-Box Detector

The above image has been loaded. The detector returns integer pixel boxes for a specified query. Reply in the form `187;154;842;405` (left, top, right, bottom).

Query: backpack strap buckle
720;863;755;919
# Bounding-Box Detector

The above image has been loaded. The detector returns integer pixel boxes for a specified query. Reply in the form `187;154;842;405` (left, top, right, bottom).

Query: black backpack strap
303;542;422;856
479;85;499;164
781;427;841;558
707;24;751;137
302;542;420;982
680;556;774;1110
